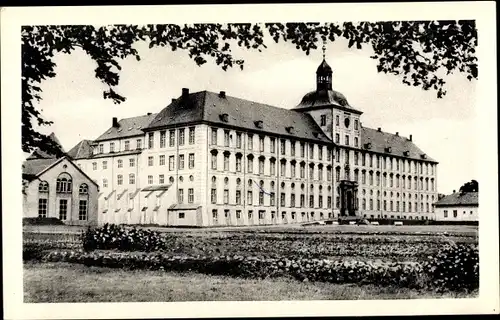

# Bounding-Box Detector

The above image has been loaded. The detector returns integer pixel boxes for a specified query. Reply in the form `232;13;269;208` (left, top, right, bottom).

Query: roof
294;89;362;114
316;59;332;74
434;192;478;207
360;127;437;163
26;132;65;160
22;158;59;180
168;204;201;210
67;140;94;159
94;113;157;142
146;91;331;143
141;184;171;192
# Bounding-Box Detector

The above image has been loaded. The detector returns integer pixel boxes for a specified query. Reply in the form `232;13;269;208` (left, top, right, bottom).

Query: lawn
23;262;475;303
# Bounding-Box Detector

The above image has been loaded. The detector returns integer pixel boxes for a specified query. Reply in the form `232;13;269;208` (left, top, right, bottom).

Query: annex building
69;57;439;226
433;191;478;222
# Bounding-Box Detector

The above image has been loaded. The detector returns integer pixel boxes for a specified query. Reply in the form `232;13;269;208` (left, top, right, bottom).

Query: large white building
433;191;478;222
68;58;439;226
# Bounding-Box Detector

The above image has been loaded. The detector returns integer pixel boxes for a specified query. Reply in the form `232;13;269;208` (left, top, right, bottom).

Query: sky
29;33;478;195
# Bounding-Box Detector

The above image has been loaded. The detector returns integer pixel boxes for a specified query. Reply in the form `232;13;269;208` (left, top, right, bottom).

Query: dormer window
421;154;427;159
320;115;327;126
385;147;392;153
403;151;410;157
254;120;263;129
312;132;319;138
286;126;295;134
219;113;229;123
365;143;372;149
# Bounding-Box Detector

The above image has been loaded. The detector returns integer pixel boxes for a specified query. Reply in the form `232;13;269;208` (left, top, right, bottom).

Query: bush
423;243;479;292
23;217;65;226
81;224;166;252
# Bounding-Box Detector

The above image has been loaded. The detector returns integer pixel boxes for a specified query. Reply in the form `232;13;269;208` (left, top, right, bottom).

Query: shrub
23;217;65;226
423;243;479;292
81;224;166;252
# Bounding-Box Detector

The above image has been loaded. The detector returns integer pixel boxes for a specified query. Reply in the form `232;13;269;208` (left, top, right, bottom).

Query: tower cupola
316;42;333;91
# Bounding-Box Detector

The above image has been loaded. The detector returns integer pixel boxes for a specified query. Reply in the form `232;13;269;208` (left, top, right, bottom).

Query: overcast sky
30;33;478;195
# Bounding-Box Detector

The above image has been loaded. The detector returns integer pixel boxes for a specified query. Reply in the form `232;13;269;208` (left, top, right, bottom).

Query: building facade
22;155;99;226
69;58;439;226
433;191;478;222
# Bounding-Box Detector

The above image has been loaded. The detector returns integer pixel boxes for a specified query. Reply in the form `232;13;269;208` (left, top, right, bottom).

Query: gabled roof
67;140;94;159
26;132;65;160
95;113;157;142
146;90;331;143
22;158;60;180
360;127;437;163
434;192;478;207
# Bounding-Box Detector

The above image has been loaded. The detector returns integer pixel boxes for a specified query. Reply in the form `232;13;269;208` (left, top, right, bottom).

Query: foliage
22;217;65;226
80;224;166;252
22;21;477;155
459;179;479;193
423;243;479;292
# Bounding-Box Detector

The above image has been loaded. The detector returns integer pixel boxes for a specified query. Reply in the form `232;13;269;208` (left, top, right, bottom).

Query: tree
459;180;479;193
22;21;478;155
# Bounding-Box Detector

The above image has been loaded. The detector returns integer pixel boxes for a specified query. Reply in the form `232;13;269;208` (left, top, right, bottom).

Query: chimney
453;190;456;193
172;98;176;103
377;127;381;132
396;132;399;136
147;112;152;116
409;134;413;141
219;91;226;98
182;88;189;98
112;117;119;128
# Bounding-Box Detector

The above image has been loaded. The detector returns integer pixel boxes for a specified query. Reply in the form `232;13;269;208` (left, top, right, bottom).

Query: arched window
38;181;49;193
79;183;89;194
56;173;72;193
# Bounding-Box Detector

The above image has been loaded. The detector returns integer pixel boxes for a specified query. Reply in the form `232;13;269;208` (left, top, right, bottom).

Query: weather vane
322;38;327;60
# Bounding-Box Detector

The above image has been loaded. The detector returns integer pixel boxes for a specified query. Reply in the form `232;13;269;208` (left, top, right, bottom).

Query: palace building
69;57;439;226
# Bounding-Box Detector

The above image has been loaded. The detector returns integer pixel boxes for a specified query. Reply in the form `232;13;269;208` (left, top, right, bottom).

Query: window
327;167;332;181
79;200;88;220
209;128;217;146
103;161;108;170
259;211;264;220
158;155;165;166
147;175;153;185
236;155;242;172
259;191;265;205
92;162;97;170
299;163;305;178
99;144;104;153
212;210;218;222
38;181;49;193
211;153;217;170
300;194;305;207
320;114;327;126
148;132;154;149
259;158;264;174
309;144;314;159
169;129;176;147
59;199;68;220
259;136;265;152
453;210;458;218
187;153;195;169
103;179;108;188
269;192;275;206
336;167;341;181
129;173;136;184
318;166;323;181
110;142;115;153
335;149;340;163
124;140;130;151
354;120;359;130
280;193;286;207
281;139;286;155
336;115;340;126
56;173;72;193
444;210;448;218
354;137;359;147
179;154;185;170
318;147;323;160
178;189;184;203
236;132;242;148
79;184;88;194
345;135;349;146
179;128;185;146
38;198;48;218
291;142;296;157
224;130;230;147
300;143;305;157
178;212;185;219
335;133;340;144
136;139;142;150
236;190;241;205
247;157;253;173
169;156;175;171
247;134;253;150
309;195;314;208
224;153;230;171
281;162;286;177
211;189;217;204
291;194;296;207
188;188;194;203
189;127;195;144
126;158;134;168
148;156;154;166
291;162;296;177
160;130;166;148
247;191;253;205
327;148;331;161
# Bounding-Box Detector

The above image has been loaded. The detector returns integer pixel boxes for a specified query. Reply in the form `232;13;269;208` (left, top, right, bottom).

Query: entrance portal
339;180;359;217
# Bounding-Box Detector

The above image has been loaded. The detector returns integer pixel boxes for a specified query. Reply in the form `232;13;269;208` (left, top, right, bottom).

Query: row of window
38;177;89;195
348;150;435;176
92;153;196;171
443;210;475;218
360;199;435;213
101;174;196;188
211;209;333;222
95;127;196;154
38;198;88;221
356;170;436;191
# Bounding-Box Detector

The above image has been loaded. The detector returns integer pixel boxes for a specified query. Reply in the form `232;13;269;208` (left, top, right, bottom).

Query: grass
23;262;476;303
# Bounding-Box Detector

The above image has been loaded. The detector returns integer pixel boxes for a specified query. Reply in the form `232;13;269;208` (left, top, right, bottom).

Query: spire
316;40;332;91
